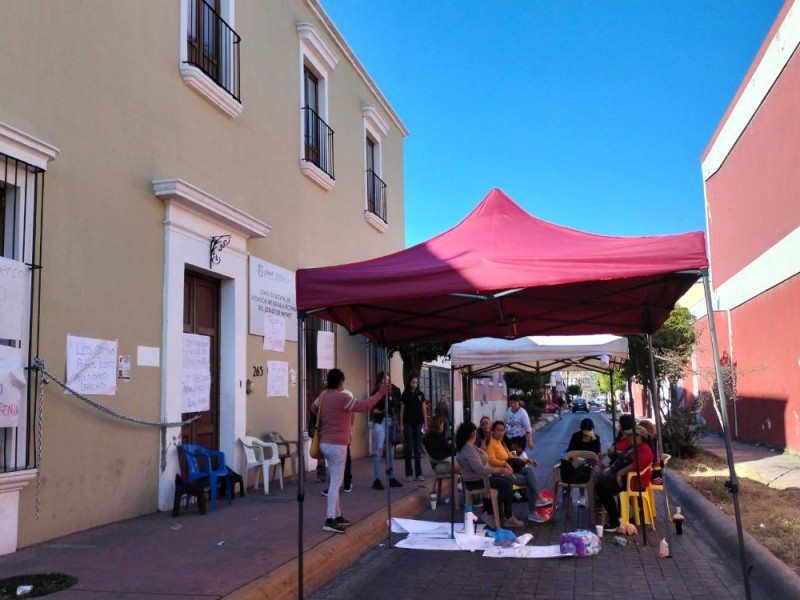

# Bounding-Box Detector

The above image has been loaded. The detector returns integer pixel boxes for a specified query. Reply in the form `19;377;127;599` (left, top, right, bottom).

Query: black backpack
559;459;592;484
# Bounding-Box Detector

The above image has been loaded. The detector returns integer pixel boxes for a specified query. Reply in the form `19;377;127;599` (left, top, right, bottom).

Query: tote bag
310;397;323;459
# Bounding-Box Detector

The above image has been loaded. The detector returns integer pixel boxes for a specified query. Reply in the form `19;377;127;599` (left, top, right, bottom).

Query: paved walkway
0;414;798;599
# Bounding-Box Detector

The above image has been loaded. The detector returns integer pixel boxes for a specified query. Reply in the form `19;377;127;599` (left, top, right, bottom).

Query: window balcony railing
186;0;241;101
366;169;387;223
303;107;335;180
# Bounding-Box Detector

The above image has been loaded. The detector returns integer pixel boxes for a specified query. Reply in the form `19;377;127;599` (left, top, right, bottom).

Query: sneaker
334;516;351;526
604;524;620;533
502;516;525;528
406;476;413;482
415;475;425;482
323;518;346;534
343;483;353;493
528;511;547;523
535;497;553;508
320;489;328;497
389;478;403;488
372;479;385;490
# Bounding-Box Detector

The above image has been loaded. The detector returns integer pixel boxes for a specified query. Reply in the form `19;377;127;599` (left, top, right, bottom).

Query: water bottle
463;505;476;536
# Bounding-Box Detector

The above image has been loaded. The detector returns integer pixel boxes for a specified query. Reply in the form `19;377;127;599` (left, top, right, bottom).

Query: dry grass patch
670;449;800;577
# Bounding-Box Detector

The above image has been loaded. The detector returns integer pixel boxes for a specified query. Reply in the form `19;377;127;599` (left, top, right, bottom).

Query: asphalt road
310;409;761;600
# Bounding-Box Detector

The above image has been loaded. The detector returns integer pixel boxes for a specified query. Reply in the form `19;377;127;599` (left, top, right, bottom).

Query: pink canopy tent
296;188;708;344
292;189;754;599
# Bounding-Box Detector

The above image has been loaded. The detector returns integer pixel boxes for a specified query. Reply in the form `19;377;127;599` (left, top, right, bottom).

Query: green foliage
387;341;452;387
661;396;706;459
624;306;697;393
504;372;546;399
596;369;626;394
567;384;582;398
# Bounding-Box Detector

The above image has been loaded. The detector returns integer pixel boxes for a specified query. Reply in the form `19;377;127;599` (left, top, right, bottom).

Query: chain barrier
31;357;200;518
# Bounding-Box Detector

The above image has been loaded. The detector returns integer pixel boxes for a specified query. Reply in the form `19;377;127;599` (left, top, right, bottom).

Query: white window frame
179;0;242;119
297;23;338;191
362;104;389;232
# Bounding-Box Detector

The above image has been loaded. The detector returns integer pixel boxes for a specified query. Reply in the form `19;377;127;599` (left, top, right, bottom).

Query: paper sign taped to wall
0;256;29;341
317;331;335;369
263;313;286;352
267;360;289;397
0;345;25;427
66;335;118;396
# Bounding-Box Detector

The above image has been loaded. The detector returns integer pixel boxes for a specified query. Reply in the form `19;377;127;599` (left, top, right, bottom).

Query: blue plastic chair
180;443;233;510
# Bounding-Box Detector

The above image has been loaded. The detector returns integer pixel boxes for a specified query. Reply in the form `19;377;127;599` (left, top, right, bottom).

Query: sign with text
267;360;289;397
0;345;25;427
66;335;118;396
316;330;335;369
182;333;211;412
0;256;29;341
249;257;297;342
263;313;286;352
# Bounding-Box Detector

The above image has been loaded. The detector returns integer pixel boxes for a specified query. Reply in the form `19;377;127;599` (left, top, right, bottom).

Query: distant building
690;0;800;450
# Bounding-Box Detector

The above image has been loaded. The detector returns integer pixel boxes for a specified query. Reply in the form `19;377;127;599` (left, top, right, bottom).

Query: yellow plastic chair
648;453;671;520
620;465;655;529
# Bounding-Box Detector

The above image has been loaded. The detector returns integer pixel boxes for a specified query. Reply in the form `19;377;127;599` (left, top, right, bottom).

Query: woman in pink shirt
311;368;387;533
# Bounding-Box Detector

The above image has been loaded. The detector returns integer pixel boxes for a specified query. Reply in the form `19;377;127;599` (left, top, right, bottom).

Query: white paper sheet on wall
267;360;289;397
66;335;118;396
263;313;286;352
0;345;25;427
182;333;210;412
316;330;335;369
0;256;28;341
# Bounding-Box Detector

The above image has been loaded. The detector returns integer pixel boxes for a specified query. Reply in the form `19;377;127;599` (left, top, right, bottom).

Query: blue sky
323;1;785;247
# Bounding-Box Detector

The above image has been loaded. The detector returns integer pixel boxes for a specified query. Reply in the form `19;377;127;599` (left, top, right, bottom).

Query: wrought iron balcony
366;169;387;223
302;107;335;180
186;0;241;101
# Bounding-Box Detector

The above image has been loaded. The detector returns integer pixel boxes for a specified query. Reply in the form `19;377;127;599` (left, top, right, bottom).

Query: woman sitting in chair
423;415;455;470
455;421;521;530
566;418;601;506
596;423;654;533
486;421;551;523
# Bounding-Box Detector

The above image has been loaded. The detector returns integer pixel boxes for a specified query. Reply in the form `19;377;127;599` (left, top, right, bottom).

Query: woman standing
370;371;403;490
311;368;387;533
400;374;427;482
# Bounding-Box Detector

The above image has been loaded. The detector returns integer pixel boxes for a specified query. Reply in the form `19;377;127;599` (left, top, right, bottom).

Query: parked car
571;397;590;413
588;398;604;408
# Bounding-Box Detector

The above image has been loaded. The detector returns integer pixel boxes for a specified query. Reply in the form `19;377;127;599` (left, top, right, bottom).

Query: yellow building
0;0;406;553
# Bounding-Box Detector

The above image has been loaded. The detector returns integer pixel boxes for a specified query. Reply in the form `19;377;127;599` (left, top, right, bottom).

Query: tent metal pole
383;348;394;548
702;271;751;599
296;314;306;600
450;364;456;538
646;333;672;555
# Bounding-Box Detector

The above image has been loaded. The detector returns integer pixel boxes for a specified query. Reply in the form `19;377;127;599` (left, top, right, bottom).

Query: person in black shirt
400;374;427;481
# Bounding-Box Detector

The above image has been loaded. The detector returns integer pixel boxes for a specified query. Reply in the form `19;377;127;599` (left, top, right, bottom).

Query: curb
667;471;800;600
225;489;429;600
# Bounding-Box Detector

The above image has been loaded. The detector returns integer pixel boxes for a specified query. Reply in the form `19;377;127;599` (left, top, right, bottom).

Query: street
311;410;762;600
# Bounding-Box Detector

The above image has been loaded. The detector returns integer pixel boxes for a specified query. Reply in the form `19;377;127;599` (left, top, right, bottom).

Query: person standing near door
400;374;427;482
311;368;387;534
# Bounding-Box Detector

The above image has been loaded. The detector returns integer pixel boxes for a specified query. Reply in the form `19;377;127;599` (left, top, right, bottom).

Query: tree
596;369;626;396
387;341;452;387
504;372;547;420
624;305;696;417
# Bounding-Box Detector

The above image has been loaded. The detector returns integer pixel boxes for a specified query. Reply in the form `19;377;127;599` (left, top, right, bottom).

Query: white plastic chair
239;436;283;494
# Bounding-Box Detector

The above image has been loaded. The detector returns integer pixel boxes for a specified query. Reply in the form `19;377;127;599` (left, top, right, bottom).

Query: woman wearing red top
311;368;387;533
596;424;654;532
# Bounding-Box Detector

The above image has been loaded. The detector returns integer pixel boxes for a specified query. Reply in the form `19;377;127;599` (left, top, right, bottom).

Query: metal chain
35;368;46;519
32;357;199;428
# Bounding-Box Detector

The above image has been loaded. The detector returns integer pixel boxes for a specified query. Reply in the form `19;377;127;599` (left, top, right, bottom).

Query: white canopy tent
448;334;629;375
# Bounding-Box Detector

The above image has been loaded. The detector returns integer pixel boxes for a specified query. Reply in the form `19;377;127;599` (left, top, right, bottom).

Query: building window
180;0;242;118
362;104;389;232
298;23;338;191
0;121;58;474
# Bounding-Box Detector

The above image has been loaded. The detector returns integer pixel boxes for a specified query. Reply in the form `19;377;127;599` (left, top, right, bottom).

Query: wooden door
181;271;220;450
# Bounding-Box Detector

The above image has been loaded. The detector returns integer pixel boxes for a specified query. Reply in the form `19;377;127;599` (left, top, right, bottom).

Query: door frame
154;178;270;511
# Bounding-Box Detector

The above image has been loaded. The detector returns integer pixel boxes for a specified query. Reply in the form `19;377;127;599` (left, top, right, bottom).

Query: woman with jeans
455;421;522;530
371;371;403;490
311;368;387;533
400;374;427;481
